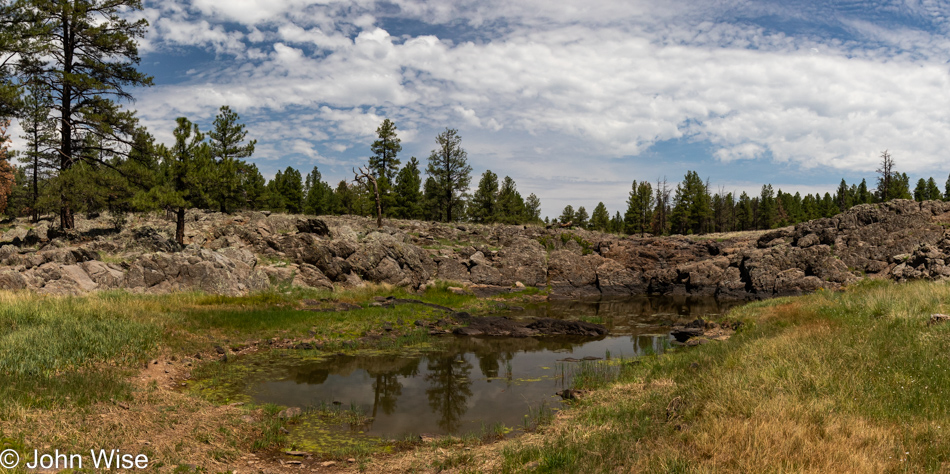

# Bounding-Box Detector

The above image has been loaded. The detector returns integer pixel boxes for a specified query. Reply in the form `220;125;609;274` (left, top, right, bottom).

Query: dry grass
337;279;950;473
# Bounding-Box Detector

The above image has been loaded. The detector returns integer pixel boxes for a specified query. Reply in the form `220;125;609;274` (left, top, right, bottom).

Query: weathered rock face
3;199;950;297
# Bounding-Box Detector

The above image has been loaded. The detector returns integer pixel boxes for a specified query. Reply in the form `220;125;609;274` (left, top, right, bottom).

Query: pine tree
208;105;256;213
17;80;56;221
135;117;212;245
575;206;589;228
426;128;471;222
470;170;499;223
559;205;575;224
835;179;852;212
624;180;654;236
927;177;941;201
736;191;753;231
392;157;423;219
0;119;13;213
495;176;525;224
609;211;623;233
422;176;442;221
369;119;402;182
669;171;710;234
21;0;153;228
335;179;356;215
275;166;304;213
915;178;928;202
857;179;872;204
590;202;609;231
524;193;542;224
303;166;333;215
239;162;267;210
875;150;896;202
0;0;29;117
759;184;775;230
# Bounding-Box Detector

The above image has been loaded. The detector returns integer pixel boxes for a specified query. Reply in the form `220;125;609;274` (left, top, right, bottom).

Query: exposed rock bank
2;199;949;298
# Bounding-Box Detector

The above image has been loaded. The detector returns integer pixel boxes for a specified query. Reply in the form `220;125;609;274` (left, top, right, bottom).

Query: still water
245;296;742;440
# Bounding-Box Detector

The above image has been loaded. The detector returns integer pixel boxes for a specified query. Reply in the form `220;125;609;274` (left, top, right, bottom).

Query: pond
237;295;744;450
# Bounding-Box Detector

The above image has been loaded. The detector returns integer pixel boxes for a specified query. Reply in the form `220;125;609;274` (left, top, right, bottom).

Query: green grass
0;283;480;416
482;280;950;473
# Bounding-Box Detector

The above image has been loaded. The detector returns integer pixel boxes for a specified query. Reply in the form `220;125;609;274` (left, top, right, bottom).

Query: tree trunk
372;178;382;229
176;207;185;246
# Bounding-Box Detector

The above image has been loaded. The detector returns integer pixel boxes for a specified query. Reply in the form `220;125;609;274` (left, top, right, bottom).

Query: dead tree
353;166;382;229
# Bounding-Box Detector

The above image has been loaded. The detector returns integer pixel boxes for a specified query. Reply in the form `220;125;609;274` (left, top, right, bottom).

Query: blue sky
33;0;950;218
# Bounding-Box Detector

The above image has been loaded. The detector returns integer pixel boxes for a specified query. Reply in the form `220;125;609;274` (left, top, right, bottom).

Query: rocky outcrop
2;199;950;297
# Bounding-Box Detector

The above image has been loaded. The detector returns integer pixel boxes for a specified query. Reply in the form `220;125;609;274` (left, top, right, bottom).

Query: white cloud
122;0;950;215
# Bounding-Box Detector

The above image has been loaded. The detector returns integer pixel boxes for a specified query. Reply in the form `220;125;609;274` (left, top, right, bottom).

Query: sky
18;0;950;218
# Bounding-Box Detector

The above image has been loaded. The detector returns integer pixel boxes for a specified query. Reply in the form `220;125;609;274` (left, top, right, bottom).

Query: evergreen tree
0;0;32;117
890;172;911;200
624;180;654;236
17;80;56;221
392;157;423;219
927;177;941;201
238;162;267;210
369;118;402;182
21;0;153;229
426;128;471;222
669;171;710;234
469;170;499;223
303;166;333;215
590;202;609;231
335;179;356;215
135;117;212;245
915;178;928;202
208;105;256;213
422;176;442;221
736;192;753;231
275;166;304;213
835;179;852;212
652;178;671;236
265;170;285;211
609;211;623;233
524;193;542;224
821;192;837;217
0;120;13;214
857;179;872;204
875;150;896;202
758;184;775;230
495;176;525;224
559;205;575;224
575;206;589;229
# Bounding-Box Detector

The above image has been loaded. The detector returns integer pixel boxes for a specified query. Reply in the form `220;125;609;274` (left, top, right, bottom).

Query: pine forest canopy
0;10;942;239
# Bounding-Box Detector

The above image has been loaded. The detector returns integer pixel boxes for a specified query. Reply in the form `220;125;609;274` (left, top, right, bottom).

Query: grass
454;279;950;473
0;282;488;470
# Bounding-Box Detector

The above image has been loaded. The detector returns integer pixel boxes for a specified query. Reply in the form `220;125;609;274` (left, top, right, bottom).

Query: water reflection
510;295;744;334
247;296;742;438
250;334;663;437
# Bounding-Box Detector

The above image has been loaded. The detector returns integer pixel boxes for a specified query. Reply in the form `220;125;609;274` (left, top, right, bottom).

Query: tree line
558;150;946;236
0;0;944;244
0;0;545;244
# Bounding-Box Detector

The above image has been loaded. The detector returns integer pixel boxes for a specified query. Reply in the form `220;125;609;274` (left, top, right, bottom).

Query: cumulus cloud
122;0;950;215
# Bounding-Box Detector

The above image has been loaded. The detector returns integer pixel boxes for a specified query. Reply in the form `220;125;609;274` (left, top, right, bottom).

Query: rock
929;314;950;326
670;327;704;342
295;218;330;236
452;327;485;336
525;318;608;336
556;389;589;400
278;407;302;419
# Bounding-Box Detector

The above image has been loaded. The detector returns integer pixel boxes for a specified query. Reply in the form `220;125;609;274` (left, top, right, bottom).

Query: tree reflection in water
368;362;418;417
424;353;474;433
